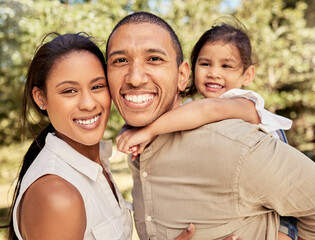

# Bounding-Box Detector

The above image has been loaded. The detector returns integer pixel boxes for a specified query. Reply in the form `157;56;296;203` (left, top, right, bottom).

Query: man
106;12;315;240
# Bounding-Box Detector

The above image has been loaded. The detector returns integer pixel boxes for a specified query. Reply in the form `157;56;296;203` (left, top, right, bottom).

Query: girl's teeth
206;84;223;89
76;115;99;125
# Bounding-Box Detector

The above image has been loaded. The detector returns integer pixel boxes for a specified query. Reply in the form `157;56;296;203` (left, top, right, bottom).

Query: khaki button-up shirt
129;119;315;240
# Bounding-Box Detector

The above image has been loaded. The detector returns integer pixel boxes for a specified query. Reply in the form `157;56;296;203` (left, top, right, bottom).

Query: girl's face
33;51;111;151
194;41;254;98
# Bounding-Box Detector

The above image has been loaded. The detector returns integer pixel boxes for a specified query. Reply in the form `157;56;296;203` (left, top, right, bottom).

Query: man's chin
125;117;155;128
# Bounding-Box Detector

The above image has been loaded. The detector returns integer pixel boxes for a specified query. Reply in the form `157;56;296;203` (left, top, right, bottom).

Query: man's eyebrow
108;50;127;58
147;48;167;56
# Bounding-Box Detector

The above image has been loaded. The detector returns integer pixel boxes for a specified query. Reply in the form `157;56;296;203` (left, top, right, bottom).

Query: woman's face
34;51;110;150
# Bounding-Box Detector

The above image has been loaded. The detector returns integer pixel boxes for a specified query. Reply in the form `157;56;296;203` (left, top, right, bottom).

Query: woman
8;32;133;239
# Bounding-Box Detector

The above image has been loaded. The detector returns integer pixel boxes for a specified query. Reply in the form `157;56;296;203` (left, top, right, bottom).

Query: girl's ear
242;65;255;87
32;87;46;110
177;61;190;92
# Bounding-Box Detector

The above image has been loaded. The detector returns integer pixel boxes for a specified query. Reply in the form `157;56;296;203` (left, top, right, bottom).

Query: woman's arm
116;98;260;156
19;175;86;239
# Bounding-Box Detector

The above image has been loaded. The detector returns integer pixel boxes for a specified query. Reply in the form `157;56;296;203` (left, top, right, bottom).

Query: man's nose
126;61;149;87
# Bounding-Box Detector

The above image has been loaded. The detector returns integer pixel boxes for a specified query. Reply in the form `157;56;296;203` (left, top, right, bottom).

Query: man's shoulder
185;119;268;148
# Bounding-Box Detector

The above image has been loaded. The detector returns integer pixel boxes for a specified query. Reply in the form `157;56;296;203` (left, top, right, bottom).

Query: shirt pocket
91;217;124;240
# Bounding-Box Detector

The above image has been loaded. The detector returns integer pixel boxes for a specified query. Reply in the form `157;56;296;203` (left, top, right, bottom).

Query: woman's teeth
75;115;99;125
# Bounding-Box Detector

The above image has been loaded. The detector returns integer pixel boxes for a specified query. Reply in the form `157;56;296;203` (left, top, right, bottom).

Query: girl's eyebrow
197;57;210;62
222;57;237;63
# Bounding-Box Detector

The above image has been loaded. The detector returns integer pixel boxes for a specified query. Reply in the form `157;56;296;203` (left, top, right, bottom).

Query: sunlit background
1;0;314;239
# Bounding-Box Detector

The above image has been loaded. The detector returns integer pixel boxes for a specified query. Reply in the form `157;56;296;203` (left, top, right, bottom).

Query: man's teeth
76;115;99;125
206;83;223;89
125;94;154;103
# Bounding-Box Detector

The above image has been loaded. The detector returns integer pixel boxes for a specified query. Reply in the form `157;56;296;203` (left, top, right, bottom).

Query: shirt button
146;216;152;222
142;171;148;177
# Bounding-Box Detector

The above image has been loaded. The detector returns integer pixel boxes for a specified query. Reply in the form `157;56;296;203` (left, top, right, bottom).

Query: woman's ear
32;87;46;110
242;65;255;87
177;61;190;92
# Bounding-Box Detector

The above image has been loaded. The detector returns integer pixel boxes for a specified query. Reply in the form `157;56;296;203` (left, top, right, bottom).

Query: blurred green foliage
0;0;314;158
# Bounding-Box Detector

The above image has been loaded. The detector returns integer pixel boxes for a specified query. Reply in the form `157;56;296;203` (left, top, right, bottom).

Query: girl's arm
116;98;259;157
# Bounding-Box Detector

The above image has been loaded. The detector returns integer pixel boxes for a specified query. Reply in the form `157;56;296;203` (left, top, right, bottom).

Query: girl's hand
116;128;152;160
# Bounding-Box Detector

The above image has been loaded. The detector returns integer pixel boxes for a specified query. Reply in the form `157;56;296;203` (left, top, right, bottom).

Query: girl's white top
13;133;133;240
220;89;292;138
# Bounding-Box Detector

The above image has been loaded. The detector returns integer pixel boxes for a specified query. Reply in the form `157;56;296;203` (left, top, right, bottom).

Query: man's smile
124;94;155;104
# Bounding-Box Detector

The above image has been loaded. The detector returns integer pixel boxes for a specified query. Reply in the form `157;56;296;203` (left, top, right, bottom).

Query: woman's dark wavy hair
6;32;106;240
184;16;255;97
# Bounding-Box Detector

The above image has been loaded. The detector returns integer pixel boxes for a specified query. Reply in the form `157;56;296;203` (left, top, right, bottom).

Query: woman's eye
62;89;76;94
92;85;105;90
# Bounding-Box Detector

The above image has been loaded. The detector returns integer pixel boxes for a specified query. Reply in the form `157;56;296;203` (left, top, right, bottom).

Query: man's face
107;23;188;127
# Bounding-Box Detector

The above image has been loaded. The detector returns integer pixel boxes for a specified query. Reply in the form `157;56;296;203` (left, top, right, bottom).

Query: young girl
8;32;133;240
116;22;298;240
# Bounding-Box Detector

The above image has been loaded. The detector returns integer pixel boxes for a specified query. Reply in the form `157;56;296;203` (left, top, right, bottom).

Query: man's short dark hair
106;11;183;66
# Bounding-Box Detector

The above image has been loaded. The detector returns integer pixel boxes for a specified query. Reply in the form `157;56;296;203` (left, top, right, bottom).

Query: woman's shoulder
19;175;86;239
26;174;83;207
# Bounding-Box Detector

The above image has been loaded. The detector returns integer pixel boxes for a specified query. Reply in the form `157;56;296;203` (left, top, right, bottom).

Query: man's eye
149;56;163;61
113;58;127;63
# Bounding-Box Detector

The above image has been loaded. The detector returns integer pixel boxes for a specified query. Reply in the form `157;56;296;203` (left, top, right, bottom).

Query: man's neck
169;95;182;111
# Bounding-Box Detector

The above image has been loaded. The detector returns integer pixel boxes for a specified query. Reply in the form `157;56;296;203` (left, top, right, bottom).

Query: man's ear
32;87;46;110
177;61;190;92
242;65;255;87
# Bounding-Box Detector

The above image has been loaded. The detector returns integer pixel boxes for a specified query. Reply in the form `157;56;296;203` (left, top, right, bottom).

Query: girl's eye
199;62;210;66
222;64;232;68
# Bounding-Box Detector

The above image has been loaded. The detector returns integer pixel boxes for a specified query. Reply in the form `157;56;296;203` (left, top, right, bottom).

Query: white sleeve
220;89;292;137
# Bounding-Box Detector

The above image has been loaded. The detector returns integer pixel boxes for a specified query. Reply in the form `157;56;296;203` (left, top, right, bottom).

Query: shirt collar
45;133;112;181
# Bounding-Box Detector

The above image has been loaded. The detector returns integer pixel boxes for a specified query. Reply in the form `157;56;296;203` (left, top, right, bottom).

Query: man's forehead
108;23;173;48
